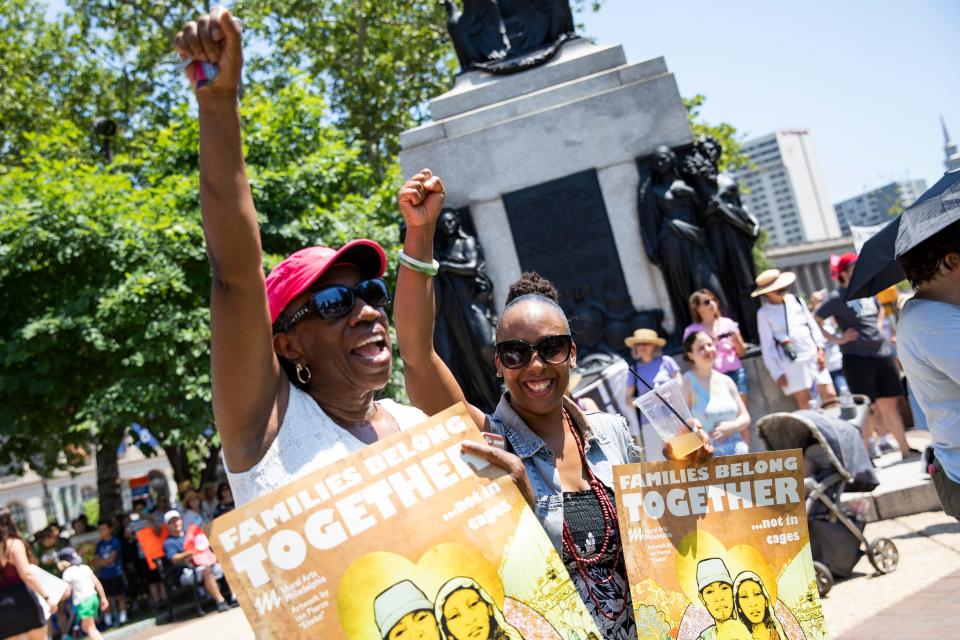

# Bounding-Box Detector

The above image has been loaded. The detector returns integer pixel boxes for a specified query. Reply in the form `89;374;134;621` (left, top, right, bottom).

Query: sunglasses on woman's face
275;278;391;333
699;298;716;306
496;335;573;369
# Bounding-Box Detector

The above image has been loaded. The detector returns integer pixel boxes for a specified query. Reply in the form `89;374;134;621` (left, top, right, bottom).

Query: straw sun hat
624;328;666;348
751;269;797;297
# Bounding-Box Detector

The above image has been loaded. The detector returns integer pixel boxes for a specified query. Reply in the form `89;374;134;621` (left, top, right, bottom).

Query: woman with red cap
174;8;528;506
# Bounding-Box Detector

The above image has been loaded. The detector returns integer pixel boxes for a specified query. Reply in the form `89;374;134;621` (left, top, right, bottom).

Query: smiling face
274;265;392;392
387;610;441;640
442;588;492;640
496;299;575;418
736;580;767;625
701;581;734;622
686;332;717;367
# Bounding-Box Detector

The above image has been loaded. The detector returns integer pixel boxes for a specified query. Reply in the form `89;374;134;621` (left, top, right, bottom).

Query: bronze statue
433;208;501;412
638;145;728;333
443;0;576;74
683;137;760;341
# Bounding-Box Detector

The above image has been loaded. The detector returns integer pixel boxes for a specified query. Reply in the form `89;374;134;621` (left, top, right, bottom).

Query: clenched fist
397;169;446;229
174;5;243;98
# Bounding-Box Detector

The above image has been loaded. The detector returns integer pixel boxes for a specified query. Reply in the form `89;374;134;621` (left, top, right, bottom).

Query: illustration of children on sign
677;558;806;640
732;571;787;640
373;576;563;640
694;559;750;640
374;580;441;640
435;577;524;640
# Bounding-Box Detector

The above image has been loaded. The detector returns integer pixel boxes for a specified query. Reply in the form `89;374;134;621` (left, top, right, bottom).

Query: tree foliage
684;94;751;173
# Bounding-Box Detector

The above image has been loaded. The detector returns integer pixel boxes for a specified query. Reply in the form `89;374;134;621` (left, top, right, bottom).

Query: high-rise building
943;116;960;172
833;179;928;235
732;130;841;247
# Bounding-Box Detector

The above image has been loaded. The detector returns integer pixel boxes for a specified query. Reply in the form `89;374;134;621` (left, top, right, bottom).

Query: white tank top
226;384;428;506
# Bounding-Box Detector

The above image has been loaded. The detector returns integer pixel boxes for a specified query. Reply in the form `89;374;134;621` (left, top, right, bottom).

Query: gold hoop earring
296;363;312;385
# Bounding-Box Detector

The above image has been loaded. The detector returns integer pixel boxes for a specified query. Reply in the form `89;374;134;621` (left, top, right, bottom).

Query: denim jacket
487;394;642;552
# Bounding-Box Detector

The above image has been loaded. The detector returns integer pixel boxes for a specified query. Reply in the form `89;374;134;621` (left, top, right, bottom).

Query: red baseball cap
265;240;387;324
833;252;858;279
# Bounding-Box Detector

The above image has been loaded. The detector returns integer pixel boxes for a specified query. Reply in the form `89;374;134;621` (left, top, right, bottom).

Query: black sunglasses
275;278;391;333
496;335;573;369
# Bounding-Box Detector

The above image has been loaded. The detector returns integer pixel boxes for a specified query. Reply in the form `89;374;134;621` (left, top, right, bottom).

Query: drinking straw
626;368;691;430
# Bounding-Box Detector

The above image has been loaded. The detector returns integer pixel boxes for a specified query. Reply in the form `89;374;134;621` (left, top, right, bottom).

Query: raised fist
397;168;446;229
174;5;243;97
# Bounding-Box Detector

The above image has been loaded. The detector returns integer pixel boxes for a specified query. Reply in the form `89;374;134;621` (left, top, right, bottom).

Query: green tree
684;94;750;173
1;0;607;512
0;79;400;516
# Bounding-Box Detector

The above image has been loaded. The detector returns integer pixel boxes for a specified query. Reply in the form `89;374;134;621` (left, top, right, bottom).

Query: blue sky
580;0;959;202
44;1;956;202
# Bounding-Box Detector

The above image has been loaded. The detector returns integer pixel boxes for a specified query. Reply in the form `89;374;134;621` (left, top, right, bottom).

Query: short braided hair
497;272;569;340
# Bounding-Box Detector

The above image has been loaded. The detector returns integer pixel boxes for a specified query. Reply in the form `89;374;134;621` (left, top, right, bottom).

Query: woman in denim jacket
395;170;711;640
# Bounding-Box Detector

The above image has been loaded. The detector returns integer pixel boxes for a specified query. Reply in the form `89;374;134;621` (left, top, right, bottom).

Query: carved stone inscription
502;169;629;307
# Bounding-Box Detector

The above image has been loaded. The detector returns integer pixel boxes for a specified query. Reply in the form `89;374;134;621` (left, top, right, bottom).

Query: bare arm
92;574;108;609
92;550;115;568
175;8;281;470
712;376;751;442
394;171;487;429
7;539;57;611
877;301;889;334
731;329;747;357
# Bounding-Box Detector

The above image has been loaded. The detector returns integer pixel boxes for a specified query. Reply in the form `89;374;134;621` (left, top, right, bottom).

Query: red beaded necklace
560;409;628;621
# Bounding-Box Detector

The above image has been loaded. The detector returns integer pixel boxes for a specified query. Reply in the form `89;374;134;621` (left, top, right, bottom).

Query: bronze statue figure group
638;138;760;341
443;0;576;74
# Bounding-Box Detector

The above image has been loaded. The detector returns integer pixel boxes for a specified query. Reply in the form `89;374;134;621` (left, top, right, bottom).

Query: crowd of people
0;481;237;639
619;247;930;465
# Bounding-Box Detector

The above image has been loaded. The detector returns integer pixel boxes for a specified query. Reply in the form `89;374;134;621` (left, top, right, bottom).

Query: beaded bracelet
398;250;440;276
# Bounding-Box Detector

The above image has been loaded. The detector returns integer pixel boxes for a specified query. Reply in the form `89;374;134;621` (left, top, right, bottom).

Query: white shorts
816;367;833;387
179;563;223;586
780;358;820;395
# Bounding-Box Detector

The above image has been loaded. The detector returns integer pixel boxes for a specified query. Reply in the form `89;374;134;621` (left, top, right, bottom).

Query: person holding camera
753;270;834;409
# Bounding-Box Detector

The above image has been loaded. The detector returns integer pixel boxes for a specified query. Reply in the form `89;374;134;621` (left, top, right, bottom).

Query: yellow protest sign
210;403;602;639
614;451;829;640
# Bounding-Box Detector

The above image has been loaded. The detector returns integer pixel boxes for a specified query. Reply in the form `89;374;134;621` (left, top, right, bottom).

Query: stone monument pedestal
400;39;692;336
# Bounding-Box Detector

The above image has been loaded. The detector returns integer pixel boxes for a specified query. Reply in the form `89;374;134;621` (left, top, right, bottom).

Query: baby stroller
757;408;900;597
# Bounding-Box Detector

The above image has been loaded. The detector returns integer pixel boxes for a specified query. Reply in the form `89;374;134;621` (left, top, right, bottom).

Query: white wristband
398;250;440;276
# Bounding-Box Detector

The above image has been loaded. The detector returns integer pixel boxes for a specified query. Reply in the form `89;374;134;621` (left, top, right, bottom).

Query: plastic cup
633;378;703;458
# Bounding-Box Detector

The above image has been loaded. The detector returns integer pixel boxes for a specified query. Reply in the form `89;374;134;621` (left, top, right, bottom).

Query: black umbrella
845;168;960;300
843;217;905;300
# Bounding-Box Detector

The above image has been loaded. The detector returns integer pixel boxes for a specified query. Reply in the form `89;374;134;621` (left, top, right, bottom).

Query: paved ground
113;510;960;639
821;510;960;639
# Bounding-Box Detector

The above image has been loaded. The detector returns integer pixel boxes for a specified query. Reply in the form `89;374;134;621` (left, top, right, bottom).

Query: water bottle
839;387;856;420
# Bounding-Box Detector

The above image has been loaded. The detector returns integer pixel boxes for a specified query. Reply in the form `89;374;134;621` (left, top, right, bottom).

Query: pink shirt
682;317;742;373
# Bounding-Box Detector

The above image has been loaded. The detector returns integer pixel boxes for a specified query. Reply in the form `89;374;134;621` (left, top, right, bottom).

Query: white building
834;179;928;235
733;130;841;247
0;443;176;535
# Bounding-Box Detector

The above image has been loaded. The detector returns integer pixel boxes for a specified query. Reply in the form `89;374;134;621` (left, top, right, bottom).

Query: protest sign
210;403;602;639
614;451;829;640
185;523;217;567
